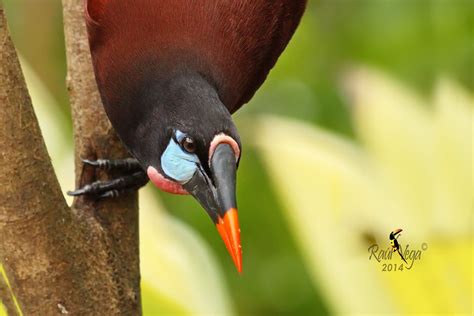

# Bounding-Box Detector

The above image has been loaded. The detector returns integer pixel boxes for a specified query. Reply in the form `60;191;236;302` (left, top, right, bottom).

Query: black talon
68;161;149;199
67;186;89;196
98;190;121;199
98;188;140;199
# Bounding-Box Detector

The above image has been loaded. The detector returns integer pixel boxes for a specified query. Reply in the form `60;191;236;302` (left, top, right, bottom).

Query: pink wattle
147;166;189;195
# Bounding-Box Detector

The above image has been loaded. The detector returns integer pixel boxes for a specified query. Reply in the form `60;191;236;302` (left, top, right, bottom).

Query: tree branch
0;2;141;314
61;0;141;313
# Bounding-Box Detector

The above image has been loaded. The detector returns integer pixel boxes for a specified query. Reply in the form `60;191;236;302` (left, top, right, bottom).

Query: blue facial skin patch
161;130;200;183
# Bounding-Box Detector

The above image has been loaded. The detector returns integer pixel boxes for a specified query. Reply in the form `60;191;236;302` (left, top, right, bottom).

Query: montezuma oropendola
69;0;307;273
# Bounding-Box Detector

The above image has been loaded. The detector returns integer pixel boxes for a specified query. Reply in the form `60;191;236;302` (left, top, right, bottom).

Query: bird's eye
180;137;196;153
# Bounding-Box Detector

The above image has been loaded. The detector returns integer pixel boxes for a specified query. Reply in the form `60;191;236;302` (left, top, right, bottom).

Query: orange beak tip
216;208;242;273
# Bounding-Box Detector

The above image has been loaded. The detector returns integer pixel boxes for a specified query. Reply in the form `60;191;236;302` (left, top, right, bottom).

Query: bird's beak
182;144;242;273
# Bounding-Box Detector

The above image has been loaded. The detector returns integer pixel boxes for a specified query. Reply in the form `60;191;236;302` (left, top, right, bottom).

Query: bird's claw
68;158;148;199
67;187;89;197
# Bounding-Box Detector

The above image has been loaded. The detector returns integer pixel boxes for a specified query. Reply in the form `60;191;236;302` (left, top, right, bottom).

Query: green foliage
139;188;235;316
0;302;7;316
160;1;473;314
141;282;189;316
159;149;329;315
253;70;473;314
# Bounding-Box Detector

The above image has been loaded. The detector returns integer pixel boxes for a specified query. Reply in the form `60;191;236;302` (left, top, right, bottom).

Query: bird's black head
108;67;243;272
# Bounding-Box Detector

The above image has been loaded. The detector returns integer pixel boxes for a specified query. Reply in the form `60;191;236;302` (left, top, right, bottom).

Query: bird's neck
110;66;232;165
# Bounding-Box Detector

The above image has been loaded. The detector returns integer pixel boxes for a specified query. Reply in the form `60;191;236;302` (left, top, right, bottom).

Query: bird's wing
85;0;108;25
226;1;308;113
84;0;307;113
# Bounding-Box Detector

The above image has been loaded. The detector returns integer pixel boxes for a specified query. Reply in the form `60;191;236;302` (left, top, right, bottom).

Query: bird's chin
146;166;189;195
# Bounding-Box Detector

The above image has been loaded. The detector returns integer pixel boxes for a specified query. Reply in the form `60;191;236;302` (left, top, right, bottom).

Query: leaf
140;186;235;316
253;115;396;314
344;67;435;237
252;68;473;314
0;302;7;316
432;78;473;235
0;264;23;316
18;56;75;206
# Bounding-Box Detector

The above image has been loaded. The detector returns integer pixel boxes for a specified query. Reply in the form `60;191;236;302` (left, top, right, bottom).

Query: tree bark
0;2;141;315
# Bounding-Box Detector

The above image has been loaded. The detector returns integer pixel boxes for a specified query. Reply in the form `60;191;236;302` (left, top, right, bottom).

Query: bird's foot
67;158;149;199
81;157;142;172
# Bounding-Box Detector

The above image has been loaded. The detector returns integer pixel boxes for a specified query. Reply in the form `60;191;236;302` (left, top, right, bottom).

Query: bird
389;228;408;264
68;0;307;273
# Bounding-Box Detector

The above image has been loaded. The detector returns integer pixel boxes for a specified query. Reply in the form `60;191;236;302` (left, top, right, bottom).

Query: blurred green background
2;1;472;315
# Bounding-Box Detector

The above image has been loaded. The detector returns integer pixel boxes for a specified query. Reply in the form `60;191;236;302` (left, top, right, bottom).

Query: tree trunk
0;1;141;314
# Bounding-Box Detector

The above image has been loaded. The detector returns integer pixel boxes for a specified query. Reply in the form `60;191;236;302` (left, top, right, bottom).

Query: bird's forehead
174;123;230;143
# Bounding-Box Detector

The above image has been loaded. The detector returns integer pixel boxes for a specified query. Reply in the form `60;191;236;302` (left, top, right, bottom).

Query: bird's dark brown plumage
86;0;307;114
83;0;307;273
